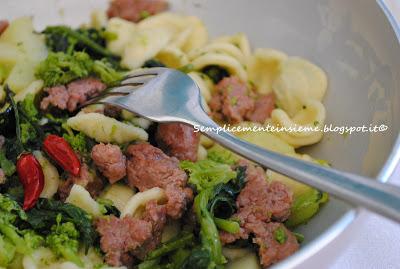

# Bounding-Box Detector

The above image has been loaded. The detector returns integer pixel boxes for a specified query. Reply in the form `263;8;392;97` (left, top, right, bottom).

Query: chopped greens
180;159;236;191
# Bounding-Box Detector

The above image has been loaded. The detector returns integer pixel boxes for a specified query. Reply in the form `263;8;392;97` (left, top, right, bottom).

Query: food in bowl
0;0;330;268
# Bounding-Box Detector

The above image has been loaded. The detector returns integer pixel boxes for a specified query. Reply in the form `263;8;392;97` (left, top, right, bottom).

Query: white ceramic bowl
1;0;399;267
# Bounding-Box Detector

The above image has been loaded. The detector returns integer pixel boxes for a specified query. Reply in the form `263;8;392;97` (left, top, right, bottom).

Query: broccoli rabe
45;215;83;267
0;234;15;267
180;159;237;192
36;51;93;87
194;188;226;269
93;59;123;85
19;94;38;121
43;26;117;59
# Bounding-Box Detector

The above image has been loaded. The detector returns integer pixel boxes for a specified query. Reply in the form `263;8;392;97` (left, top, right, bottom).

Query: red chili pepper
16;153;45;210
43;134;81;176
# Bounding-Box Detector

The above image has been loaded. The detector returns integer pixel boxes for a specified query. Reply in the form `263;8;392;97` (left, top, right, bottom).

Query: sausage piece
107;0;168;22
209;76;254;123
91;143;126;184
155;123;200;162
126;143;193;219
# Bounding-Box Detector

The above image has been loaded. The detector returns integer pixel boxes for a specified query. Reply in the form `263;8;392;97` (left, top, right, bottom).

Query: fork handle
192;114;400;223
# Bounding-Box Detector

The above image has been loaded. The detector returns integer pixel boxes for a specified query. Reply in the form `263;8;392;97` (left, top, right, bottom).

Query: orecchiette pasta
268;99;326;148
247;48;288;94
67;112;148;144
121;187;166;218
197;144;207;161
106;18;137;56
14;80;44;102
188;33;250;81
100;183;135;212
156;46;189;68
273;57;327;117
65;184;103;216
33;151;60;199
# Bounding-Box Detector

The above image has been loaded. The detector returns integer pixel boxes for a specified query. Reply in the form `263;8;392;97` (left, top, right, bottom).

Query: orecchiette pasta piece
247;48;288;94
188;42;247;66
273;57;328;117
268;99;326;148
191;52;248;81
180;16;208;53
67;112;148;144
100;183;135;212
121;27;173;69
65;184;103;216
106;18;137;55
14;80;44;102
121;110;152;129
33;151;60;199
121;187;167;218
138;12;187;34
156;46;189;68
214;33;252;62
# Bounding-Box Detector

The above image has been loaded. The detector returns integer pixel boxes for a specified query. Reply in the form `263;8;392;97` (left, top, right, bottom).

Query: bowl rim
272;1;400;267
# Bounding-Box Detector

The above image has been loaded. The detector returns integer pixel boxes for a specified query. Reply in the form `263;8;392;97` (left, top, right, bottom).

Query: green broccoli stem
48;26;117;59
0;149;16;176
0;223;30;254
213;217;240;234
146;232;193;260
59;247;84;268
194;188;226;268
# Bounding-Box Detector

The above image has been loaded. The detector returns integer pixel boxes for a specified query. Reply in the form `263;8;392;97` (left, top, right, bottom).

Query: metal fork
85;67;400;223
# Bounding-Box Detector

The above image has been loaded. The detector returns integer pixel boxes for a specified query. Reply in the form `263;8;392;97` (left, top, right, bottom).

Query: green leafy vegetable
181;247;212;269
93;59;123;85
202;65;229;83
43;26;117;59
208;166;246;219
0;234;16;267
26;198;96;252
45;215;83;267
35;51;93;87
180;159;236;192
194;188;226;268
19;94;38;121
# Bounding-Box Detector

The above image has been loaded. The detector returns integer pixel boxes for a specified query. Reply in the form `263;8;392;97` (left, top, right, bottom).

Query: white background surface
298;2;400;268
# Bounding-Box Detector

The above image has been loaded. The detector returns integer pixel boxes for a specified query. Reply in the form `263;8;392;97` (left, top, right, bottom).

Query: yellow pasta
121;187;167;218
33;151;60;199
66;184;103;216
100;183;135;212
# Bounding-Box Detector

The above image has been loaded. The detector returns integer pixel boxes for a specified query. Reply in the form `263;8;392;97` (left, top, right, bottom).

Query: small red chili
43;134;81;176
16;153;45;210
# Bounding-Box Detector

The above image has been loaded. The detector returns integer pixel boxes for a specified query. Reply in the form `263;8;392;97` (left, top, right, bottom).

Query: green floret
0;234;16;267
63;131;88;153
35;51;94;87
180;159;237;192
20;230;44;250
93;59;123;85
46;215;83;267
